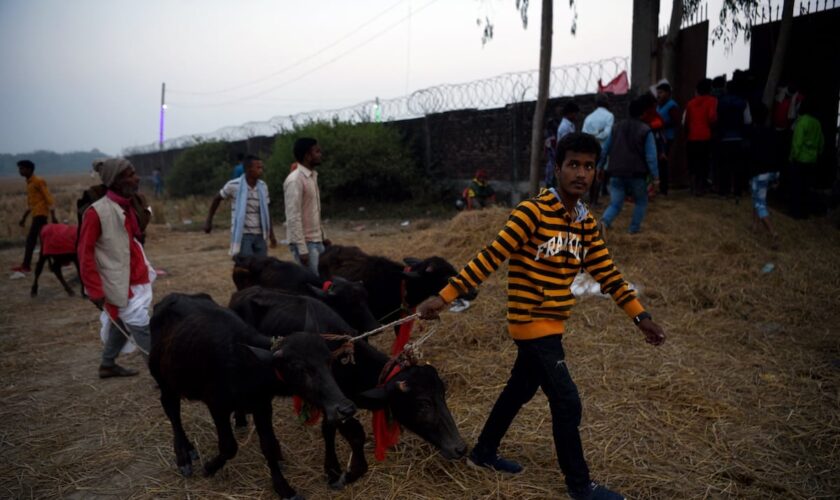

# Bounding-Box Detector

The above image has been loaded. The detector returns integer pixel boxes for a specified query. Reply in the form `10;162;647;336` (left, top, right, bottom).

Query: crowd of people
539;71;827;242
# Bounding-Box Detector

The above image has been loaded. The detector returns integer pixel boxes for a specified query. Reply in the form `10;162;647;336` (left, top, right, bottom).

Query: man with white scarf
79;158;155;378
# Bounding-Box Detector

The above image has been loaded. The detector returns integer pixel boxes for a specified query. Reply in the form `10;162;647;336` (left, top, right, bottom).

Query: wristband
633;311;652;325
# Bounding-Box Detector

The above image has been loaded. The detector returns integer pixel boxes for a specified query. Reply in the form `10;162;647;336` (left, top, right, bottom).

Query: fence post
510;102;521;204
423;115;433;175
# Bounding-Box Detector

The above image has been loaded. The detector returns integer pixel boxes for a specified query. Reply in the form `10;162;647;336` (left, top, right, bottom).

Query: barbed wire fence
124;57;627;155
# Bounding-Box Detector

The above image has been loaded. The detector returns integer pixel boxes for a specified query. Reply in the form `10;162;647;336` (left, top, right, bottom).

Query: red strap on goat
372;364;402;461
321;280;333;292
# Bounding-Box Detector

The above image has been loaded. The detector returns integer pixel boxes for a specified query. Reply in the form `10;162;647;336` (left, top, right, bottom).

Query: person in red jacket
78;159;154;378
683;78;718;195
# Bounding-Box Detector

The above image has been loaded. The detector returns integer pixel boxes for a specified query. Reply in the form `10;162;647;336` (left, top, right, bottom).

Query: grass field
0;187;838;499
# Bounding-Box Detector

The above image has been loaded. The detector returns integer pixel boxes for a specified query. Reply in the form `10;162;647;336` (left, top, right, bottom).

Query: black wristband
633;311;652;325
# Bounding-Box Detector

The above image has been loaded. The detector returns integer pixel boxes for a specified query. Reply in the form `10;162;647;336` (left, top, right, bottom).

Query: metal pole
159;82;166;150
159;82;166;173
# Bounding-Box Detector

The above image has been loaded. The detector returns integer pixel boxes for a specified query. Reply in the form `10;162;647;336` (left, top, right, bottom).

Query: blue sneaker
467;449;524;474
569;481;625;500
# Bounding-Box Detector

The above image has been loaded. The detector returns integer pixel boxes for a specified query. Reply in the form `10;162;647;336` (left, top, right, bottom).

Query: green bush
265;121;424;210
166;141;232;197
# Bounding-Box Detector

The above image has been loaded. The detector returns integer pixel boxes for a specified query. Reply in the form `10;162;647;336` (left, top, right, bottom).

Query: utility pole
159;82;166;171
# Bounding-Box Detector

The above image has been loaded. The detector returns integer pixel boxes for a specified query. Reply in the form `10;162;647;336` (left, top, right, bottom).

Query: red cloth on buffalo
39;224;78;255
373;363;403;461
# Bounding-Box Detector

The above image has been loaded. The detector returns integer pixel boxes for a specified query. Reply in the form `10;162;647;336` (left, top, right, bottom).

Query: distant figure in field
205;154;276;257
12;160;57;275
465;169;496;209
284;138;327;275
151;168;164;198
788;99;824;219
231;153;245;179
716;79;752;198
747;104;781;247
655;81;680;195
683;78;718;195
598;97;660;235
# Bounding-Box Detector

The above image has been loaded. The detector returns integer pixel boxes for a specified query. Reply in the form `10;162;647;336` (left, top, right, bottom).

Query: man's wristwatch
633;311;652;325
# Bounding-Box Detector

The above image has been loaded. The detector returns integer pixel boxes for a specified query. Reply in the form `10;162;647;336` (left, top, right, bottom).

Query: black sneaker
569;481;625;500
467;449;524;474
99;364;139;378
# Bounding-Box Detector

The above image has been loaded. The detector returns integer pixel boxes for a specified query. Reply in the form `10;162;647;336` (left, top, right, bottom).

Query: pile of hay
1;193;838;499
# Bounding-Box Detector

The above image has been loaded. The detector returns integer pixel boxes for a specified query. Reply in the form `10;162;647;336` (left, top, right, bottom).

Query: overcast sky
0;0;750;155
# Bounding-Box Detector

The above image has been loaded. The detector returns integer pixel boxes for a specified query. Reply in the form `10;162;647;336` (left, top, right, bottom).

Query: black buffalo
229;286;467;488
233;254;379;333
318;245;470;323
149;293;356;499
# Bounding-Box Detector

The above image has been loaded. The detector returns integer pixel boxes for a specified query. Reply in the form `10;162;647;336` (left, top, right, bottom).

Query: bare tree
761;0;794;115
527;0;554;196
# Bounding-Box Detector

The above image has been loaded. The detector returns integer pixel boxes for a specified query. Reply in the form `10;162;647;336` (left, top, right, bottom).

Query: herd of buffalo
148;245;473;499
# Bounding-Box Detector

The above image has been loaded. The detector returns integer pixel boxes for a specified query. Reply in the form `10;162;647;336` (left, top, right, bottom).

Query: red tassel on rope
372;408;401;461
372;363;403;461
292;396;322;426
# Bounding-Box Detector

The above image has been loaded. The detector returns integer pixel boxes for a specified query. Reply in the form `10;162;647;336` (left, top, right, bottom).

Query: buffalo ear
246;345;275;365
357;387;388;409
307;283;328;298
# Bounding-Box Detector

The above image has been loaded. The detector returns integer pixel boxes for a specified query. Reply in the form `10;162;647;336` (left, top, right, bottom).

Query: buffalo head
359;363;466;459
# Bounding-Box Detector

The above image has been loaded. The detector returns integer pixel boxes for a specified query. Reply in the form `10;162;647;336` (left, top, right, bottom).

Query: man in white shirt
204;155;276;257
547;101;580;187
284;138;326;275
582;95;614;205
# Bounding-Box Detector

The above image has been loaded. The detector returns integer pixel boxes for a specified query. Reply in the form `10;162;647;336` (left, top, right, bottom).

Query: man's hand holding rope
417;295;446;320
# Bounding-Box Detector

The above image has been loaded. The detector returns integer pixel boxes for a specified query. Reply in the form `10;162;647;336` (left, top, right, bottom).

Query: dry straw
0;193;838;499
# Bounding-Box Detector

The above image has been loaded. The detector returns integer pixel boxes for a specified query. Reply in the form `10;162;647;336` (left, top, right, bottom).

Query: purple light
158;105;165;147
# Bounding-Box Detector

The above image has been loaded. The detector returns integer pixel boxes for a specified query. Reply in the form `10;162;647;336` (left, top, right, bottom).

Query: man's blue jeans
601;176;649;233
239;233;268;257
290;241;325;276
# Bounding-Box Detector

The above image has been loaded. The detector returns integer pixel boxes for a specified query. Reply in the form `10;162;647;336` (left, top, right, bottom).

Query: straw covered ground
0;187;838;499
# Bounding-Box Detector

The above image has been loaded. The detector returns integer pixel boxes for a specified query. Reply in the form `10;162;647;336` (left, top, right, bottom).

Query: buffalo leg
203;406;238;477
321;420;343;487
50;259;74;296
160;388;199;477
336;417;367;486
323;417;367;489
252;401;297;499
30;254;47;297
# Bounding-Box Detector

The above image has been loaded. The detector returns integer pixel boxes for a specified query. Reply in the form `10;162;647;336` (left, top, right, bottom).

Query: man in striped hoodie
418;133;666;500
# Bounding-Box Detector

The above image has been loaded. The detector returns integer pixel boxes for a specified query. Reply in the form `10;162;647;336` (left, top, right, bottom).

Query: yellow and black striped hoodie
439;189;645;340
